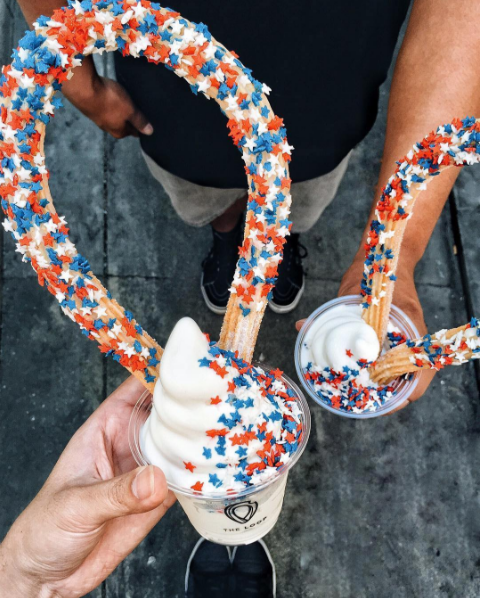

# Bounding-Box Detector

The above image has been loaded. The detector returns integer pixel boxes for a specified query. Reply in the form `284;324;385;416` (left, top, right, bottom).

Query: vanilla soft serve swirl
309;305;380;386
142;318;303;493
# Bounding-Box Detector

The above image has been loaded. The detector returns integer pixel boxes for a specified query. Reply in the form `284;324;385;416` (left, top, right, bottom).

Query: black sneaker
231;540;276;598
269;233;307;314
185;538;233;598
201;219;243;315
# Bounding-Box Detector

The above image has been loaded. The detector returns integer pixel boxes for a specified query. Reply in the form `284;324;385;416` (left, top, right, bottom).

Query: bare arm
341;0;480;316
15;0;153;137
338;0;480;405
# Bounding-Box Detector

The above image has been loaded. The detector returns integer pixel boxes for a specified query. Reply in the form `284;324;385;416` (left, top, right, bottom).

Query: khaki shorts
142;151;351;233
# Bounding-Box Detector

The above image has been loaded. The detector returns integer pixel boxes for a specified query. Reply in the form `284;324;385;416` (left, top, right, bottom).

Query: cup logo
224;500;259;524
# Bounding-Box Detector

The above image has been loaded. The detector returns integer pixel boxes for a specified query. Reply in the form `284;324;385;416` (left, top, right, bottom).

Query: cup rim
294;294;420;419
128;363;311;500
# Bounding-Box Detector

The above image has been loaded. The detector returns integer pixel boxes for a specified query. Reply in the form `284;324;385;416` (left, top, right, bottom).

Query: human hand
67;75;153;139
295;259;435;411
337;259;436;411
0;376;175;598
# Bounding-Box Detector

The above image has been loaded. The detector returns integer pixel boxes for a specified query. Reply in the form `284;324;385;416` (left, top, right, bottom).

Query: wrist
0;540;51;598
60;58;103;111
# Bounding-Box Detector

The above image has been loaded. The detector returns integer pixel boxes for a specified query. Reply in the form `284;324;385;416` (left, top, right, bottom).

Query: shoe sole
268;278;305;314
200;274;228;315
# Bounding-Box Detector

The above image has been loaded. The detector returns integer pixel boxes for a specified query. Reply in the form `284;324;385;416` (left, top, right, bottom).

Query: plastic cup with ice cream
294;295;420;418
129;318;311;545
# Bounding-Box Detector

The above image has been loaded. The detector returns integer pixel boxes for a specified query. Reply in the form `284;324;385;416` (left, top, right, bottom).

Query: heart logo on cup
224;500;259;524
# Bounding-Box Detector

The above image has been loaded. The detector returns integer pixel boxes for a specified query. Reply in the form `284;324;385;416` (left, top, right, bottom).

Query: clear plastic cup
294;295;420;419
129;369;311;545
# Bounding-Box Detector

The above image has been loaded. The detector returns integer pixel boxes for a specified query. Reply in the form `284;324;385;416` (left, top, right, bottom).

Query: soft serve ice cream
300;303;406;414
307;305;380;387
142;317;304;494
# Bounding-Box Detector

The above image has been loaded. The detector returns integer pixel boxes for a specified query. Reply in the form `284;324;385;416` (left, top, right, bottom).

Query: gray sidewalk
1;3;480;597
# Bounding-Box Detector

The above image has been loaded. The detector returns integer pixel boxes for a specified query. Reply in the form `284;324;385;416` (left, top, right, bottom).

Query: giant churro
0;0;293;389
362;118;480;385
362;118;479;342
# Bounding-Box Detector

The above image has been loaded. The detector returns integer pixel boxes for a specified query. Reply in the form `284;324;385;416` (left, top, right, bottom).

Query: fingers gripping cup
295;295;420;418
129;318;310;545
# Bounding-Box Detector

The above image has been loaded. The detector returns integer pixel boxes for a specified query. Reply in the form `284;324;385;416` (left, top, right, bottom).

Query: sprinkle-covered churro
0;0;293;388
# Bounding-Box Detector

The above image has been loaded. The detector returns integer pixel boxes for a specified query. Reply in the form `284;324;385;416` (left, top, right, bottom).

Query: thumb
128;107;154;136
295;319;306;332
67;465;169;528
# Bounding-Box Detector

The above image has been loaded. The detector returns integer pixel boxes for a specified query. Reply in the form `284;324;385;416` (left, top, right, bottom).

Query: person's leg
288;149;352;235
142;152;246;228
142;152;246;314
269;150;352;313
211;195;247;232
143;149;352;315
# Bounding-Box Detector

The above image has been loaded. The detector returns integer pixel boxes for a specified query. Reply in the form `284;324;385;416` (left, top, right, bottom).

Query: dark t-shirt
114;1;410;188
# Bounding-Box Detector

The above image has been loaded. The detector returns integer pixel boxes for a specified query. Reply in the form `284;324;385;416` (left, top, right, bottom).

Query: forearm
16;0;100;106
353;0;480;270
